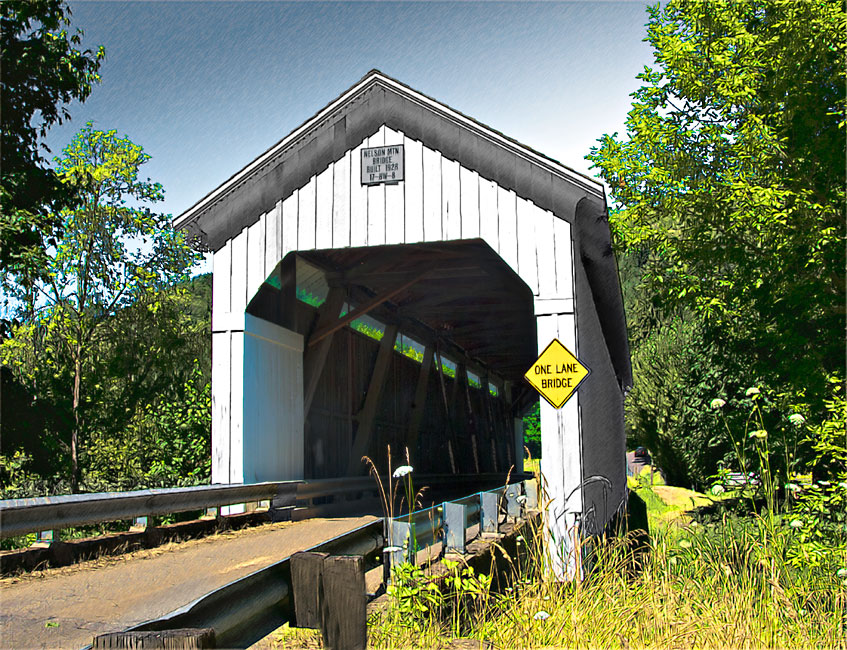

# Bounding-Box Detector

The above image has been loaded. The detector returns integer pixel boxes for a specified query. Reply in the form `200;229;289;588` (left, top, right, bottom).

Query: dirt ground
0;516;376;650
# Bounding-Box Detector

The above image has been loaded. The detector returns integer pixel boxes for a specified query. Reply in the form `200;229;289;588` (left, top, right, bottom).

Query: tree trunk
71;349;82;493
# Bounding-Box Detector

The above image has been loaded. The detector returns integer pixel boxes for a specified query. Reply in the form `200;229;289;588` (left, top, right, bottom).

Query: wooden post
347;323;399;474
92;629;215;649
406;346;434;454
291;552;366;650
304;286;346;416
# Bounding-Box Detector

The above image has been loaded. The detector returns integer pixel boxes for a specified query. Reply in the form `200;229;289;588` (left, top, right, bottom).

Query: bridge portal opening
245;239;536;479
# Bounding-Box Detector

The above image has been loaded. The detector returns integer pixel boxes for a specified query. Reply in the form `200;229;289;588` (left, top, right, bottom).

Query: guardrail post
480;491;499;534
443;502;466;554
523;479;538;509
505;483;521;519
32;529;58;547
389;520;415;566
130;516;148;532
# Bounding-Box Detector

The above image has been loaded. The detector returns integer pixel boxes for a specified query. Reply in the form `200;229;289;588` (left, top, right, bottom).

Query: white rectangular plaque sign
361;145;404;185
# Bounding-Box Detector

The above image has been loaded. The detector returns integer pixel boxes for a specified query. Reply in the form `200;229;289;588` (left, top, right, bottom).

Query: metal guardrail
90;477;535;650
0;472;528;540
0;482;300;539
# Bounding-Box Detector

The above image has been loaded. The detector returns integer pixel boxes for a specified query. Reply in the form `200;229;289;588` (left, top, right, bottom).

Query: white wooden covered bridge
174;70;632;576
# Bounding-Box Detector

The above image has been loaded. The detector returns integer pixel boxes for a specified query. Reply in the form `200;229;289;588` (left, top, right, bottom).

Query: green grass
365;480;847;649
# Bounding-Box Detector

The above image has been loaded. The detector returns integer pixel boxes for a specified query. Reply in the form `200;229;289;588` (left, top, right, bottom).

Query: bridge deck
0;516;377;650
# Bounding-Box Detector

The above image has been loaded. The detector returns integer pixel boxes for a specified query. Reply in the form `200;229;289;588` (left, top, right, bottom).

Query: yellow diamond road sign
524;338;590;409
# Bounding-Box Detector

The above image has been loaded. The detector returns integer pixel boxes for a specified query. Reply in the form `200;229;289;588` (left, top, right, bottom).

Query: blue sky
44;1;655;267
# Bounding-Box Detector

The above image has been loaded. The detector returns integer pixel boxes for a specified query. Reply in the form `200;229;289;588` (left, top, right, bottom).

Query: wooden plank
553;216;574;299
516;196;540;295
308;273;426;347
366;128;386;246
384;126;405;245
211;240;232;330
230;227;249;314
460;166;480;239
403;136;424;243
406;346;434;454
282;189;299;259
497;186;519;275
347;323;399;474
210;332;231;485
441;157;461;240
350;137;369;247
265;200;283;278
332;151;351;248
229;332;245;485
535;207;557;297
434;349;458;474
421;145;442;241
320;555;367;650
298;176;317;251
303;287;347;416
479;176;499;251
316;163;334;249
93;629;215;649
246;213;266;304
291;551;329;629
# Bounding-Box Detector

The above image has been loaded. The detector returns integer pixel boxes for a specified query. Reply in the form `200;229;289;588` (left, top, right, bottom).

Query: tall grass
370;491;846;649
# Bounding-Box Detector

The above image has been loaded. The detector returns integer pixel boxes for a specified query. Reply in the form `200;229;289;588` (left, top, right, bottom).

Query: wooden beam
406;346;434;456
308;273;425;347
303;286;346;416
347;323;399;475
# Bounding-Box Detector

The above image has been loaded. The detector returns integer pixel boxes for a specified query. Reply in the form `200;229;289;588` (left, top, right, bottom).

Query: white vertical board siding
246;213;266;304
384;126;405;245
403;136;424;243
265;201;282;278
282;189;299;260
350;137;369;247
316;164;334;249
332;152;351;248
422;145;442;241
298;176;317;250
553;217;574;298
497;187;519;276
212;240;232;329
242;315;304;482
516;198;540;295
479;177;498;249
442;157;461;240
211;331;231;485
535;206;557;297
539;312;582;580
367;127;386;246
230;227;249;314
460;167;480;239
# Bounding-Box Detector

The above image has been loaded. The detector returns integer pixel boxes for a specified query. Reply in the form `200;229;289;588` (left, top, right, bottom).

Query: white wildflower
710;398;726;409
788;413;806;426
836;568;847;579
745;387;761;397
534;610;551;621
711;484;725;496
789;519;803;529
392;465;413;478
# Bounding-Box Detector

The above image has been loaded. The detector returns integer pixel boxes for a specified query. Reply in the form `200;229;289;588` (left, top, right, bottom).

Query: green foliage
0;0;104;286
523;401;541;459
0;123;200;492
588;0;845;406
788;378;847;554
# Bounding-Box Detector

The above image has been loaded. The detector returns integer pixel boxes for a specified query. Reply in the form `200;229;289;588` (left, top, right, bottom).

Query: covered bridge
174;70;631;576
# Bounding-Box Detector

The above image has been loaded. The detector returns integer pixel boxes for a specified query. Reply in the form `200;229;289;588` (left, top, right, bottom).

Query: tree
1;0;104;299
588;0;846;409
1;124;199;492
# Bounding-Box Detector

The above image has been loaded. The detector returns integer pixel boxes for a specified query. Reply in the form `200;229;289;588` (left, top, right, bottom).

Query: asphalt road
0;516;377;650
